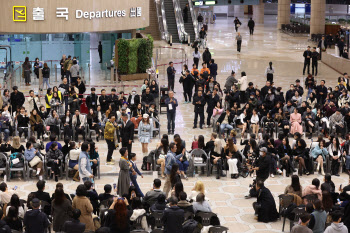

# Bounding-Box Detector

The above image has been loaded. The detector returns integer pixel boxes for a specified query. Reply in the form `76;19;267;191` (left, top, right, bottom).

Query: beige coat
72;114;86;127
72;196;94;232
238;76;248;91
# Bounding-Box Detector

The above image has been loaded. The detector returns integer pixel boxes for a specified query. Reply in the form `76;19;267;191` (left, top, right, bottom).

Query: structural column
310;0;326;35
253;0;264;24
277;0;291;29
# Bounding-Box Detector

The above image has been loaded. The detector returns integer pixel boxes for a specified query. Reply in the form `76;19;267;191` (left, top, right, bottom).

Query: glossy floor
12;15;346;233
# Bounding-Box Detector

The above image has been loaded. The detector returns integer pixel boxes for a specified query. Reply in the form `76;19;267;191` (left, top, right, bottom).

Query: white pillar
277;0;291;29
310;0;326;35
253;0;264;24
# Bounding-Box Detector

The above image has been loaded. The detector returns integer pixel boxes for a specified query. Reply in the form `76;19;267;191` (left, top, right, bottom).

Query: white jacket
130;209;148;231
238;76;248;91
27;96;41;112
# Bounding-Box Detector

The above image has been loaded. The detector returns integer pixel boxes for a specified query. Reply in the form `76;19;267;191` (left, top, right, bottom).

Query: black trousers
335;125;346;138
193;58;199;68
267;73;273;83
237;40;242;52
240;91;245;103
265;123;274;136
18;128;28;138
312;62;318;76
249;27;254;35
331;158;340;175
122;140;132;154
303;61;310;75
183;89;192;102
207;109;213;126
34;124;44;139
75;126;86;141
64;125;73;138
106;139;115;162
49;125;60;137
168;78;175;91
194;112;204;128
48;160;61;175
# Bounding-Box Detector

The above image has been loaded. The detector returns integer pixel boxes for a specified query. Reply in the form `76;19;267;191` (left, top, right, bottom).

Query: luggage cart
159;85;169;114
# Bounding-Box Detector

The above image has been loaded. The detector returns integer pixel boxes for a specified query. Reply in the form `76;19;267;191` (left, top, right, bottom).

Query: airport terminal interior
0;1;350;233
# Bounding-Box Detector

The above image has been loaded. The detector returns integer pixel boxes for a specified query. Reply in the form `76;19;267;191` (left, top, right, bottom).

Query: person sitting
321;174;335;193
98;184;114;203
329;109;345;139
303;178;322;200
324;210;348;233
23;198;49;233
311;140;328;175
62;209;86;233
6;194;27;219
284;175;303;198
51;188;73;233
174;137;189;180
16;107;30;140
61;110;73;139
188;181;207;202
29;109;45;140
72;110;86;141
0;112;11;143
150;194;167;213
303;107;316;139
87;108;101;141
3;206;22;232
104;197;133;233
201;215;222;233
84;180;99;214
290;108;303;135
224;137;240;179
46;142;63;182
68;141;81;182
193;193;211;214
0;182;17;205
46;109;61;137
72;185;94;232
51;183;72;203
292;139;310;176
290;213;312;233
253;180;279;223
308;199;327;233
210;138;225;179
216;108;234;138
177;192;193;214
45;134;62;152
130;197;148;231
144;179;165;208
162;197;184;233
24;141;44;180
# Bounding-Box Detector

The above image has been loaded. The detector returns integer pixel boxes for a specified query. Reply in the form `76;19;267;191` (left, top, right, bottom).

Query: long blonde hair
12;136;20;149
193;181;205;194
214;138;222;154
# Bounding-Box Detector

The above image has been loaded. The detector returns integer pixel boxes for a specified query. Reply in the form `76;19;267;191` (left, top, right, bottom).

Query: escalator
164;0;180;43
179;0;196;43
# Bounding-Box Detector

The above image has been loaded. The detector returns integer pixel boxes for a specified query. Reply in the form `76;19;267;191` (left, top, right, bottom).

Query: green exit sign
137;28;145;30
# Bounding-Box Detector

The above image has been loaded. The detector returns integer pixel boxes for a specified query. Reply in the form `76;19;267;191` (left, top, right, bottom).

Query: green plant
146;34;154;68
128;39;140;74
117;39;129;74
138;38;149;73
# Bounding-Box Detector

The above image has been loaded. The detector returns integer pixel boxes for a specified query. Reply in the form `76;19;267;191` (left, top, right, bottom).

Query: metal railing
155;0;171;42
173;0;188;43
188;0;199;40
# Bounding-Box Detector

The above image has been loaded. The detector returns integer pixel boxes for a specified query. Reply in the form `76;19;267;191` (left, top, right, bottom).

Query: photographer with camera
245;147;271;199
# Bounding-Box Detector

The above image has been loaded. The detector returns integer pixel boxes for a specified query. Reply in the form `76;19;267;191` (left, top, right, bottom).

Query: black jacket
86;94;98;110
162;206;184;233
205;93;219;112
256;187;279;223
193;95;205;113
316;85;327;102
10;92;25;109
23;209;49;233
179;75;194;91
0;220;11;233
202;51;211;63
261;86;271;99
150;83;159;98
167;66;175;80
303;50;312;62
128;94;141;109
217;111;234;124
77;82;86;96
121;120;134;142
141;93;154;106
99;95;110;112
311;51;319;63
248;19;255;28
318;39;328;49
42;67;50;79
256;154;271;181
62;219;85;233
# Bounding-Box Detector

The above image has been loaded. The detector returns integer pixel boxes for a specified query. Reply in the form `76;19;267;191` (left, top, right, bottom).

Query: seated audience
291;213;312;233
144;179;165;208
104;197;133;233
303;178;322;200
3;206;22;232
23;198;49;233
51;188;73;233
193;193;211;214
72;184;94;232
98;184;114;203
324;211;348;233
177;192;194;213
308;199;327;233
162;197;184;233
284;175;303;198
63;209;86;233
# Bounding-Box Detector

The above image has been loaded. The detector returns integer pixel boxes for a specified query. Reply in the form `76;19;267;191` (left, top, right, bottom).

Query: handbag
29;156;41;167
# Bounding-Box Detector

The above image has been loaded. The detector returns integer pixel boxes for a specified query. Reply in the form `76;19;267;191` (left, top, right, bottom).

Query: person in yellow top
44;88;53;114
104;114;118;165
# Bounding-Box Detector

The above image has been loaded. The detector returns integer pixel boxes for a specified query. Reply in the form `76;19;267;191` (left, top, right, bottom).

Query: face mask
276;92;280;95
268;91;271;94
132;91;136;94
328;90;331;93
259;152;264;156
250;96;254;99
290;88;294;91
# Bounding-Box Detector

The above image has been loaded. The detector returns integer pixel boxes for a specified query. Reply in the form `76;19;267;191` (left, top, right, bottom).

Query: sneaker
43;134;49;138
106;161;115;165
270;173;275;178
277;169;282;174
244;195;252;199
111;159;116;162
24;139;27;143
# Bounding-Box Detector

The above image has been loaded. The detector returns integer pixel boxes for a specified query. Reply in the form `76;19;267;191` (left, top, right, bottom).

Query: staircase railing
187;0;199;40
172;0;188;43
155;0;171;43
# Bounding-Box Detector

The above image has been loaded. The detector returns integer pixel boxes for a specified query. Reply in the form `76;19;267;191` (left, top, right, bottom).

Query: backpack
0;156;6;168
9;153;24;168
183;219;201;233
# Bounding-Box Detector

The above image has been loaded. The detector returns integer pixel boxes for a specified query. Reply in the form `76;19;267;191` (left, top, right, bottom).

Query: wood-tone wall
1;0;149;34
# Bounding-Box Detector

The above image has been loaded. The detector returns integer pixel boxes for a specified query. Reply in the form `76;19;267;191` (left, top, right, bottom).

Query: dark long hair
170;163;180;186
269;61;273;70
90;141;96;157
160;138;169;154
291;175;301;192
115;199;127;229
322;191;333;212
174;182;184;199
53;188;66;205
9;194;20;209
198;135;205;149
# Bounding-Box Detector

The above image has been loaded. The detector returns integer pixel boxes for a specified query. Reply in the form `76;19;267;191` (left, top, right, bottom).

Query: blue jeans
43;78;50;89
176;160;189;172
130;176;144;197
167;111;176;132
220;123;233;135
346;155;350;170
307;87;313;99
0;129;9;141
82;177;92;183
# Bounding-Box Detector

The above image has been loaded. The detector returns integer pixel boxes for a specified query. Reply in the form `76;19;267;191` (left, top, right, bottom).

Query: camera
249;179;257;188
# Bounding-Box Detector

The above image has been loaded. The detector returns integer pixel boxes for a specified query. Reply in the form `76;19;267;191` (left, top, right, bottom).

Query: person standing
234;17;241;32
202;48;211;66
236;32;242;53
265;62;274;83
167;62;176;92
337;38;345;58
10;86;25;114
163;143;177;197
209;59;218;81
197;13;204;31
64;56;73;83
248;18;255;35
120;113;134;153
193;90;205;129
42;63;50;89
199;27;206;49
104;114;118;165
33;58;41;79
165;91;178;134
22;57;32;86
303;46;312;75
70;60;80;86
224;71;238;91
311;47;319;76
162;197;184;233
129;153;144;197
60;55;67;80
23;198;49;233
138;114;152;158
317;36;328;59
193;47;201;68
98;41;102;63
117;147;131;197
78;142;93;183
183;4;189;23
